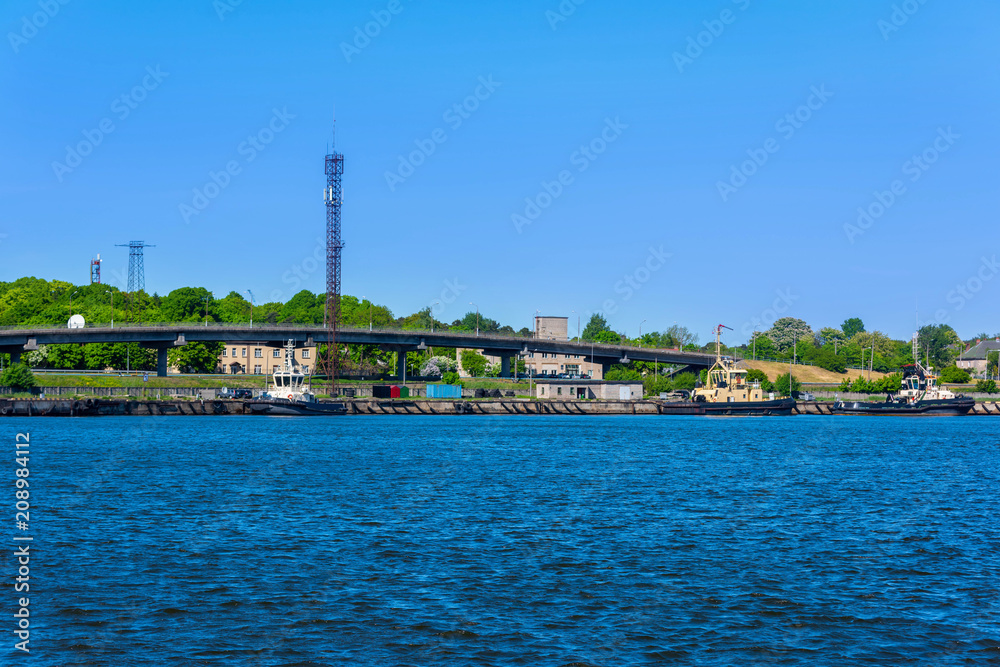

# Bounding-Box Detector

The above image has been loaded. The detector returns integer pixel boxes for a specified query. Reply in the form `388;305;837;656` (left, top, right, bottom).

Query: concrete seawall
3;398;1000;417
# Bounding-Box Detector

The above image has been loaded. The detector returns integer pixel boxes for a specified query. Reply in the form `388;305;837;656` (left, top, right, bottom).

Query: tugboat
832;336;973;416
657;325;797;416
246;340;347;416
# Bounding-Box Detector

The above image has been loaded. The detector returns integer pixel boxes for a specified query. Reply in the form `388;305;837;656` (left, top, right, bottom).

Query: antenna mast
322;123;345;395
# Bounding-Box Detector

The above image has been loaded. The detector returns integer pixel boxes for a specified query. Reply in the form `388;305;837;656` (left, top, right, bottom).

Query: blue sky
3;0;998;344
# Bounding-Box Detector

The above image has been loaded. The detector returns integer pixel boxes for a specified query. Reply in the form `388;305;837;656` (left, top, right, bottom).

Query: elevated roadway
0;324;716;377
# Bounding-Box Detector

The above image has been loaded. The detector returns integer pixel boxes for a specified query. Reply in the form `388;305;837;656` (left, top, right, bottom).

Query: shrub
976;379;998;393
441;371;460;385
605;365;641;382
1;364;36;392
939;365;970;383
672;372;697;390
643;375;672;397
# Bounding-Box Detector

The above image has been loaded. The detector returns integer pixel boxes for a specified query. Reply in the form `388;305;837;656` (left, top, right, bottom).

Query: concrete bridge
0;323;716;377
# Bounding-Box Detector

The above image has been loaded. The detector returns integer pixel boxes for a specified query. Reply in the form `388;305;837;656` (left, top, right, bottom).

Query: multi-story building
216;343;315;375
956;338;1000;376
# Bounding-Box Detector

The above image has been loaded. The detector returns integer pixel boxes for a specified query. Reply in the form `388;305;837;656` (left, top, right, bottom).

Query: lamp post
106;290;114;328
202;294;213;326
469;301;479;336
571;310;581;340
69;290;79;320
639;319;647;341
245;290;255;328
752;329;758;360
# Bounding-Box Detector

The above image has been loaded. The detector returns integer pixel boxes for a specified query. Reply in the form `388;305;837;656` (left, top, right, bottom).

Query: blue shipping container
426;384;462;399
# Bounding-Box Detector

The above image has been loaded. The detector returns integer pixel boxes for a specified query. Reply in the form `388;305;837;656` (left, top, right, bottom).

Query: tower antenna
322;128;345;395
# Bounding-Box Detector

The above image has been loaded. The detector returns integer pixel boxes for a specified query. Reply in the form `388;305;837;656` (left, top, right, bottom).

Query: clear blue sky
3;0;998;344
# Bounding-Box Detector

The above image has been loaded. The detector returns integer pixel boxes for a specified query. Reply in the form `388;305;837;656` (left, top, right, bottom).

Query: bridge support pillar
396;350;407;382
0;347;23;366
500;355;511;378
157;348;169;377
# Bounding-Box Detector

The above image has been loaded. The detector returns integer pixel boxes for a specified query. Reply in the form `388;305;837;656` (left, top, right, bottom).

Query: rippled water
7;415;1000;665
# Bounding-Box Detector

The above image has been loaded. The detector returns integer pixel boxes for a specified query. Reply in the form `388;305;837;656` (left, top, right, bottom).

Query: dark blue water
5;416;999;665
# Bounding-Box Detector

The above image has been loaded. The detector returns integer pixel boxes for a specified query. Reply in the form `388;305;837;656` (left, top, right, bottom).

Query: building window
557;387;562;395
273;350;281;358
254;348;262;358
302;349;310;359
232;348;237;357
241;348;247;358
222;349;227;357
253;364;262;374
302;365;309;372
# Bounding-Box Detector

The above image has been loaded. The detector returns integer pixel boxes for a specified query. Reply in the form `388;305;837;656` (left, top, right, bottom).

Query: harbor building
534;379;643;400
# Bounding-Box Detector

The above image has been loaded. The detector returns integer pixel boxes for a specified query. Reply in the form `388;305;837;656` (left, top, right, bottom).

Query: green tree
460;350;489;377
1;363;36;392
818;327;847;346
765;318;813;353
773;372;800;396
667;324;698;347
594;330;622;344
605;365;641;382
169;342;224;373
643;375;672;396
750;334;776;359
842;318;865;338
917;324;961;369
581;314;609;341
441;371;460;385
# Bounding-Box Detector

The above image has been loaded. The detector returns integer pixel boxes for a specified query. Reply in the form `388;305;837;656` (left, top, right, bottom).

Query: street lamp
571;310;580;340
202;293;213;326
752;329;758;360
361;296;372;331
639;319;647;341
106;290;114;328
245;290;255;328
469;301;479;336
69;290;79;320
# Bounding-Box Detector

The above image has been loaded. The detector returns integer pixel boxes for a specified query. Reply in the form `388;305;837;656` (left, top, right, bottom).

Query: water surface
8;415;999;665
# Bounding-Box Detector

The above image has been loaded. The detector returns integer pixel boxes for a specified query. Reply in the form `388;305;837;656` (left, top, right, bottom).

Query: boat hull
658;397;796;416
245;400;348;416
831;397;974;416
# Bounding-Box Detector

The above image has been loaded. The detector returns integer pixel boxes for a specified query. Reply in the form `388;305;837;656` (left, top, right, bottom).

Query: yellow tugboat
658;325;797;416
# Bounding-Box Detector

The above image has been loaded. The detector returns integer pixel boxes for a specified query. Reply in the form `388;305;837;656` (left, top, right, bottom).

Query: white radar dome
67;314;86;329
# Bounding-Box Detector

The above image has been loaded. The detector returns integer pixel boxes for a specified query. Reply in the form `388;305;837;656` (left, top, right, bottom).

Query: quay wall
2;398;999;417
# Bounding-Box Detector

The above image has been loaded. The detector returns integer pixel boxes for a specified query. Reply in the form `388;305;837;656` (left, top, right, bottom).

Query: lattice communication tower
323;149;344;393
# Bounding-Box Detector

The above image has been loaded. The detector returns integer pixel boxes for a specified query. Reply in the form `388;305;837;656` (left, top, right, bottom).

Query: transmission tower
116;241;155;321
323;142;344;395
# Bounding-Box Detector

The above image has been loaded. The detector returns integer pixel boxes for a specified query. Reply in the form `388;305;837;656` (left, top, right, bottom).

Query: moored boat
657;325;796;416
832;333;973;416
248;339;347;416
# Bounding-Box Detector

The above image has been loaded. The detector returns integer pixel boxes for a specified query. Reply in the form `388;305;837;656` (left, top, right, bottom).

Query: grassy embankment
740;360;887;384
